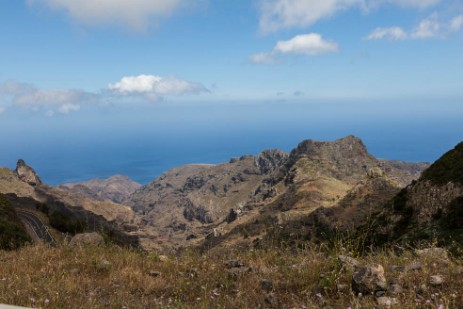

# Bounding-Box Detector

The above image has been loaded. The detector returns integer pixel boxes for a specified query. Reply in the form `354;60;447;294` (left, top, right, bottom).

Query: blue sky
1;0;463;184
0;0;462;114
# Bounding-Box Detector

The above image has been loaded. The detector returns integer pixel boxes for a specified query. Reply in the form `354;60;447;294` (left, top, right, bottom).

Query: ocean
1;100;462;185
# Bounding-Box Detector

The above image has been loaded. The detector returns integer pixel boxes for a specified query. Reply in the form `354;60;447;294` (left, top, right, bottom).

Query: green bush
0;194;31;250
49;211;86;235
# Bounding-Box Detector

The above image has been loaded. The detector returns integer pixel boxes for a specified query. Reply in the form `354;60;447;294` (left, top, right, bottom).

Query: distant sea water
1;100;462;185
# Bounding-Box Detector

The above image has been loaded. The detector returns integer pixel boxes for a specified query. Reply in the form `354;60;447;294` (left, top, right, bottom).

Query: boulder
69;232;104;247
352;264;387;294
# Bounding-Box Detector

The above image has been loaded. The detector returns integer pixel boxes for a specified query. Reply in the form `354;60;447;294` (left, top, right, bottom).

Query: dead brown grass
0;243;462;308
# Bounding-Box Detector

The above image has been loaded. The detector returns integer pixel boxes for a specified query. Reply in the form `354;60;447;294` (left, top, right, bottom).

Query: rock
377;297;398;307
375;290;386;297
336;283;350;293
417;284;428;294
227;267;252;278
429;275;444;286
225;260;245;269
158;255;169;262
390;265;405;273
352;264;387;294
260;279;273;291
339;255;360;270
69;232;104;247
264;293;276;306
97;260;111;271
15;159;41;186
368;167;385;178
389;283;403;295
406;262;423;271
148;270;161;277
255;149;289;174
416;248;449;260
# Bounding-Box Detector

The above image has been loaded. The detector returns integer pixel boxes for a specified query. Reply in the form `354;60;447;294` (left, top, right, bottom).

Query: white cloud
387;0;441;9
450;15;463;31
28;0;198;31
249;52;276;64
258;0;442;33
365;13;463;41
250;33;338;64
58;102;81;114
364;27;408;40
0;81;87;115
259;0;362;33
411;17;441;38
275;33;339;55
0;107;5;114
108;74;208;100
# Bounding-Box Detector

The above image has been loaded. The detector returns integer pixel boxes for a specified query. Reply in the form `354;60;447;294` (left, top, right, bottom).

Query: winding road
15;208;56;245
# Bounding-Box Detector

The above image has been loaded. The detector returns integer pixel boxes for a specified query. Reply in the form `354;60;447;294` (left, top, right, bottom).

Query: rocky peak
15;159;41;187
255;149;289;174
290;135;369;161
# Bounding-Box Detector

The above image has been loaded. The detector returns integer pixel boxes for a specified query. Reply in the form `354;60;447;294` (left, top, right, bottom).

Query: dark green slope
0;193;31;250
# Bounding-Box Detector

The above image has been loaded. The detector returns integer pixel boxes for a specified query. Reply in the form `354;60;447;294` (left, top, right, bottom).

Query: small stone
375;290;386;297
339;255;360;269
352;264;388;294
148;270;161;277
389;283;403;295
377;297;398;307
260;279;273;291
158;255;169;262
390;265;406;273
429;275;444;286
97;260;111;271
337;283;350;293
225;259;245;268
406;262;423;271
416;248;448;260
227;267;252;278
264;293;276;306
417;283;428;294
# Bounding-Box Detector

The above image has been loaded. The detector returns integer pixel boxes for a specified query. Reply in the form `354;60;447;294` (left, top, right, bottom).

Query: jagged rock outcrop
16;159;41;186
255;149;289;174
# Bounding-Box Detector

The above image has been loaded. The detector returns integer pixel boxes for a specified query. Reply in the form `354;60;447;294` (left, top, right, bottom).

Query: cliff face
127;136;429;250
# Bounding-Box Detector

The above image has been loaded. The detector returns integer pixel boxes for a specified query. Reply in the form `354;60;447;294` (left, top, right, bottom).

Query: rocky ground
0;239;462;308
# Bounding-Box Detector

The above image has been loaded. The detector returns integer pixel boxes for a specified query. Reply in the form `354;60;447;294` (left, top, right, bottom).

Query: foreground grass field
0;243;462;308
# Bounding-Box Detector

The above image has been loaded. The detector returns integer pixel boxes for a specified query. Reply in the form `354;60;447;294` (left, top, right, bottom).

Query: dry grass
0;243;462;308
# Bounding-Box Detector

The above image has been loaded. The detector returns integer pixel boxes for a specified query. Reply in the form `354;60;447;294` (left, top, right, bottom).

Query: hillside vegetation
421;142;463;186
0;193;31;250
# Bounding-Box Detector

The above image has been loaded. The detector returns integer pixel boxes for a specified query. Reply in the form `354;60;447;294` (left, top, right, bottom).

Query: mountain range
8;135;461;253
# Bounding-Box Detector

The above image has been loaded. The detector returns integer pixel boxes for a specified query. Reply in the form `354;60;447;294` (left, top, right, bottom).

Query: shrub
49;211;86;235
0;194;31;250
